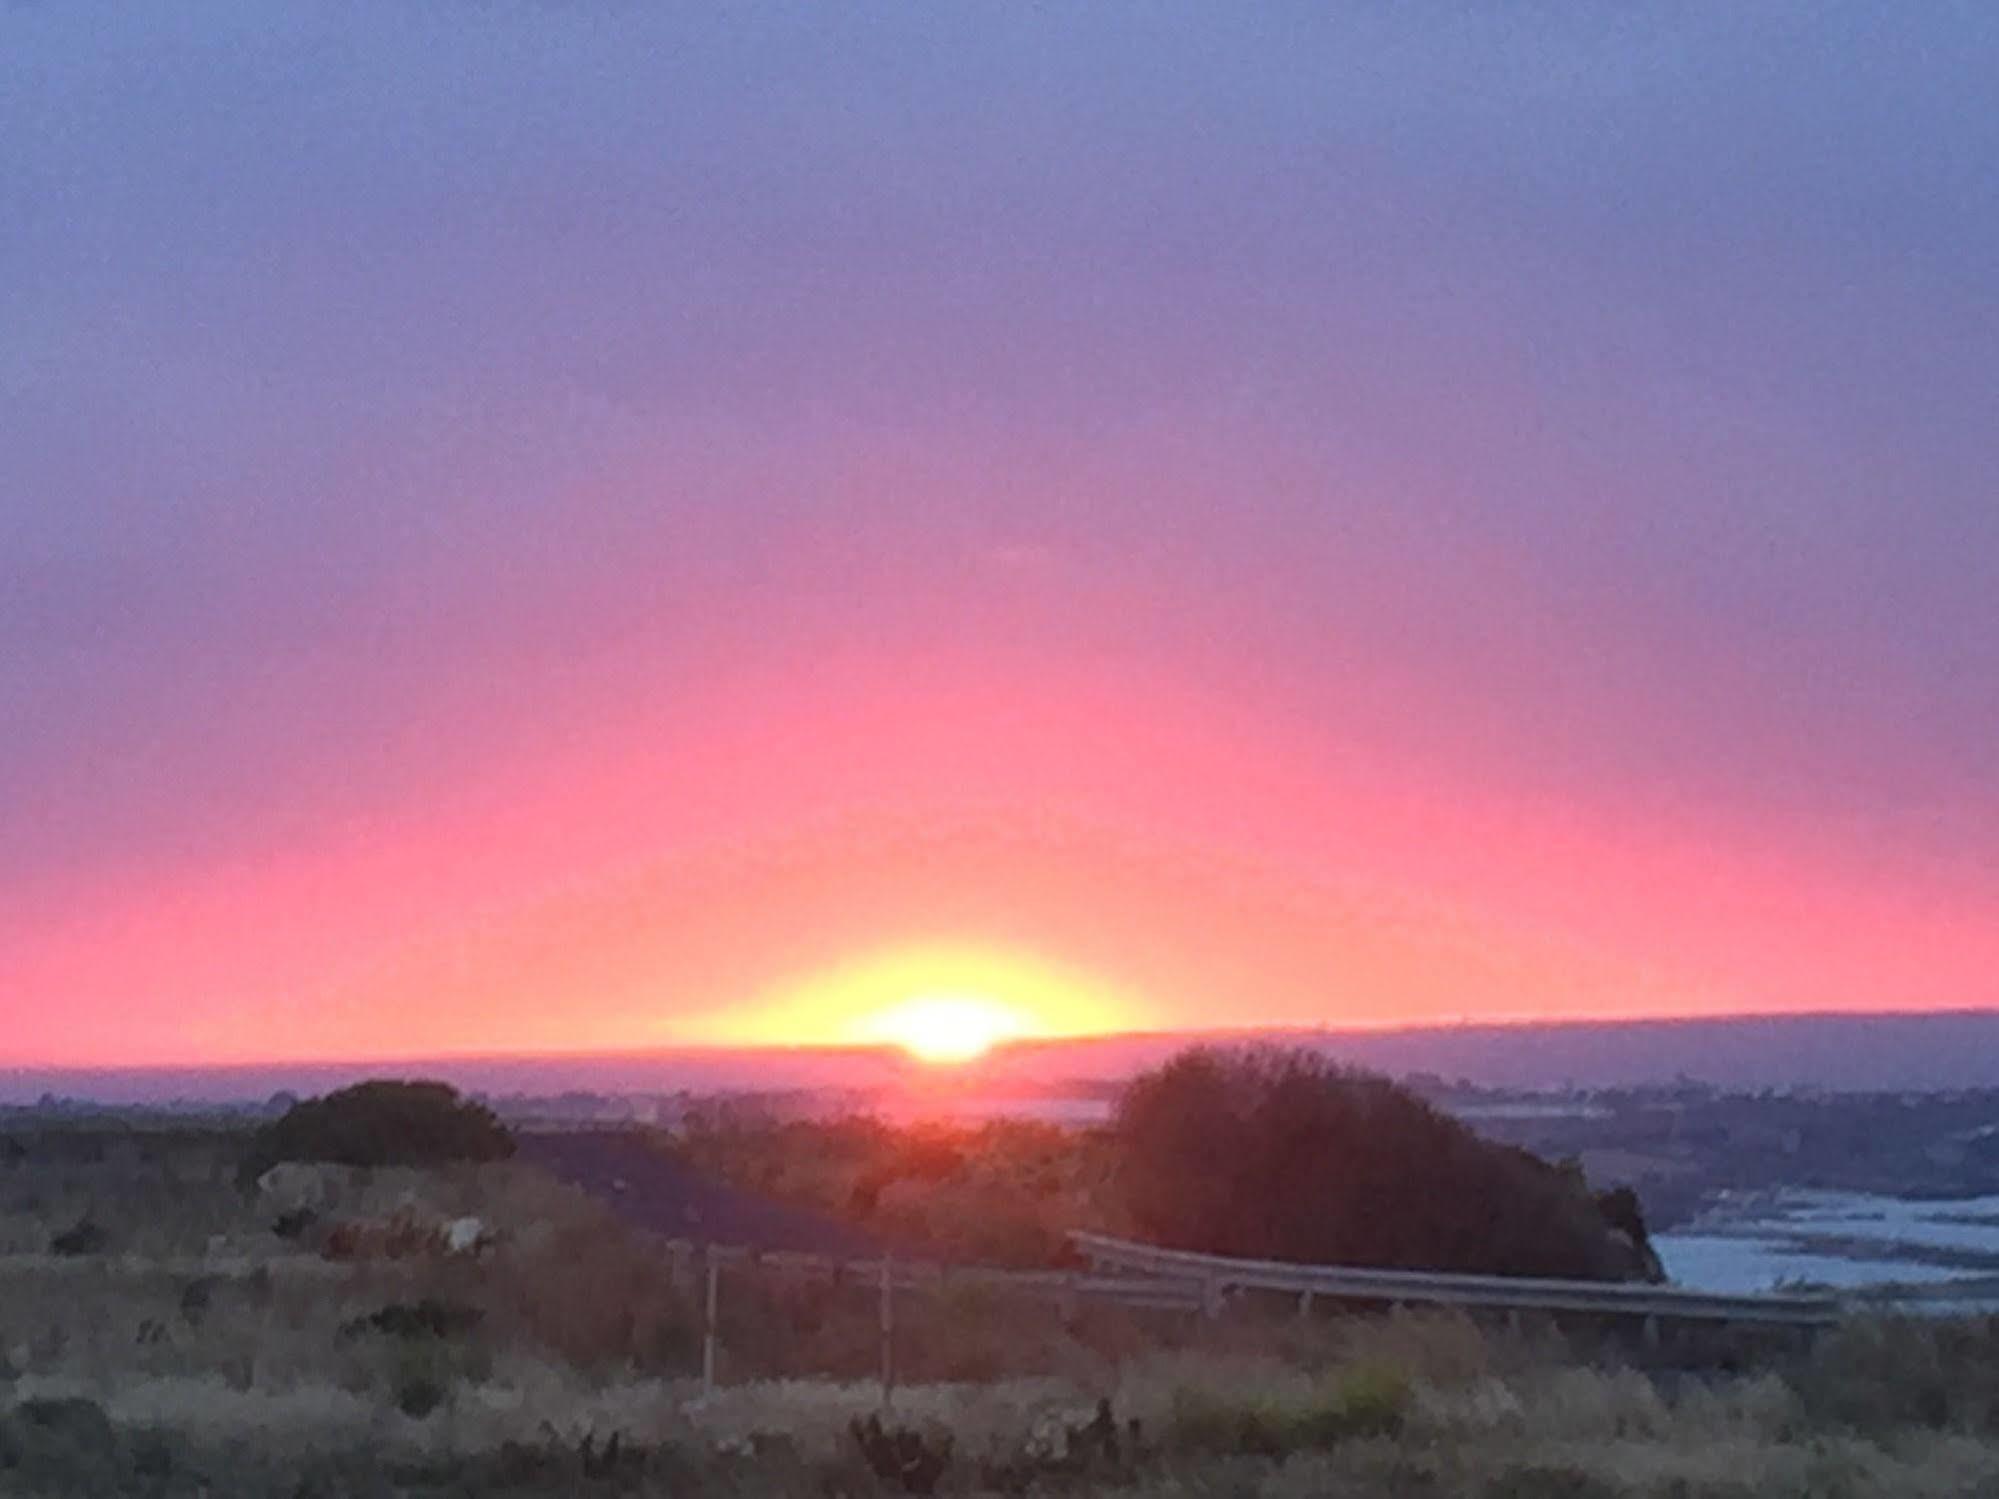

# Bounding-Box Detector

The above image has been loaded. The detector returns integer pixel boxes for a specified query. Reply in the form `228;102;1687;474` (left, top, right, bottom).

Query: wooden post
701;1247;720;1393
879;1255;895;1408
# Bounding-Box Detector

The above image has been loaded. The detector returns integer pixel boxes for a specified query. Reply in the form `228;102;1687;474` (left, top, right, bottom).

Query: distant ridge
994;1010;1999;1093
6;1010;1997;1106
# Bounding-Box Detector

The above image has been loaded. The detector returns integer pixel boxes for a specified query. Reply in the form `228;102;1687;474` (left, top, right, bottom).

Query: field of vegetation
3;1074;1998;1495
678;1047;1663;1280
673;1108;1115;1265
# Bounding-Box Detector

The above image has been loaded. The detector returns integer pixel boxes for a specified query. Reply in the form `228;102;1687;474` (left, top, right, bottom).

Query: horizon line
5;1003;1997;1081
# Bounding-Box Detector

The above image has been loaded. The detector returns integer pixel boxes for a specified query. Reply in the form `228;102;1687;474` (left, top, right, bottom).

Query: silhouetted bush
849;1412;953;1494
1116;1046;1644;1280
341;1297;484;1342
241;1080;512;1182
49;1217;108;1256
270;1205;319;1239
394;1367;450;1420
0;1398;122;1491
179;1275;220;1326
1593;1184;1663;1278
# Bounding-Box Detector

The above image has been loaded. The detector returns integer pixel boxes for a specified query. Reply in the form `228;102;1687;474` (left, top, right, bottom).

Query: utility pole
879;1255;895;1407
701;1247;720;1393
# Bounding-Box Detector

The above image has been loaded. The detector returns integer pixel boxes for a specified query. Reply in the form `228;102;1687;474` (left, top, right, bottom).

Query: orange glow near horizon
11;7;1999;1085
5;652;1999;1071
673;941;1135;1058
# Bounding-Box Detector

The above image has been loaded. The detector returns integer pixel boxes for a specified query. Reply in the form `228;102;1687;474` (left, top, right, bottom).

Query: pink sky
4;5;1996;1064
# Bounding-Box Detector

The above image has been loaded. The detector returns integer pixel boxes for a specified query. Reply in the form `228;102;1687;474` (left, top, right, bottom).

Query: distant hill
7;1010;1997;1106
986;1011;1999;1094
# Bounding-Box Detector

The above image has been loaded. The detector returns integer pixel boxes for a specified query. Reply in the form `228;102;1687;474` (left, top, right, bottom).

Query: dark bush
395;1371;450;1420
49;1218;108;1256
849;1412;953;1495
0;1398;122;1489
179;1275;220;1326
241;1079;512;1182
270;1206;319;1240
1115;1046;1642;1280
1594;1185;1663;1279
976;1397;1144;1488
341;1297;484;1342
13;1397;115;1446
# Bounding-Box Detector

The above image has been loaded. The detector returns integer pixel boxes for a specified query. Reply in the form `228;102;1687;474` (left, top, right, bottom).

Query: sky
4;3;1997;1068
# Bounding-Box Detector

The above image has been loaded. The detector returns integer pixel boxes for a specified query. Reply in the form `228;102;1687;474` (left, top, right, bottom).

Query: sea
1656;1189;1999;1312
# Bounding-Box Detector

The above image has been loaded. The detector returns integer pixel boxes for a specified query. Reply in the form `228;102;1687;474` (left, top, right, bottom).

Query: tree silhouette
1115;1046;1650;1281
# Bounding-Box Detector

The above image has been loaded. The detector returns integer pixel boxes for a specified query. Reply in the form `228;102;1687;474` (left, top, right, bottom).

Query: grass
3;1122;1999;1495
1163;1362;1412;1455
671;1111;1122;1265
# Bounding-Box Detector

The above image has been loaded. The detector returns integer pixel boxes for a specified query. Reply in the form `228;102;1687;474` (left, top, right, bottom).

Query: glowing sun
681;941;1131;1059
860;992;1025;1064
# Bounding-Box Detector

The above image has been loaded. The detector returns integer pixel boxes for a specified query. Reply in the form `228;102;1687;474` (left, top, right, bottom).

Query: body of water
1658;1189;1999;1310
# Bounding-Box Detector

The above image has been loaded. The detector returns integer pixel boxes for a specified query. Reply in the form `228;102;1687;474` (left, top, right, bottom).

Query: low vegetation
674;1111;1114;1264
682;1046;1658;1280
1118;1047;1660;1279
240;1080;513;1183
2;1070;1995;1494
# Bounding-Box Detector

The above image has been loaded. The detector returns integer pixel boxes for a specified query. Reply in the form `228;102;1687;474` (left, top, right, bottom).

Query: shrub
386;1337;461;1420
394;1368;450;1420
849;1412;953;1494
11;1397;115;1447
1789;1315;1999;1435
49;1217;108;1256
1594;1185;1662;1278
477;1197;701;1374
1165;1365;1412;1457
1116;1046;1641;1279
1329;1363;1413;1439
179;1275;220;1326
270;1206;319;1239
241;1080;512;1183
1166;1386;1296;1457
340;1297;483;1342
0;1397;122;1489
1482;1464;1623;1499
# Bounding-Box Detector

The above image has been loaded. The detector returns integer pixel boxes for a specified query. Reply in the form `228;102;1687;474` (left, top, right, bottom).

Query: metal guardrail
1069;1230;1843;1329
658;1232;1843;1393
653;1225;1844;1390
663;1239;1205;1313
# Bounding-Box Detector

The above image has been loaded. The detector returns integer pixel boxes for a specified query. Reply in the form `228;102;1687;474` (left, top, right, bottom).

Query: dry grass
4;1125;1999;1495
674;1112;1122;1265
